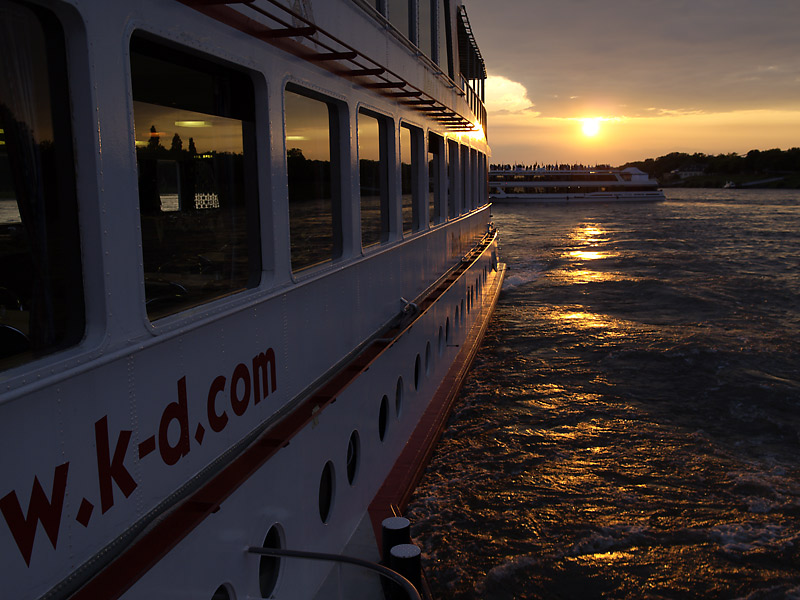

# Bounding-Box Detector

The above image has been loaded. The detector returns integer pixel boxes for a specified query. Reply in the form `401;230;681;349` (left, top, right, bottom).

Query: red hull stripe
368;261;506;550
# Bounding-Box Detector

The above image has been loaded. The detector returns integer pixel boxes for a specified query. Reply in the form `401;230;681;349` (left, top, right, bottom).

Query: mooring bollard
389;543;422;592
381;516;411;562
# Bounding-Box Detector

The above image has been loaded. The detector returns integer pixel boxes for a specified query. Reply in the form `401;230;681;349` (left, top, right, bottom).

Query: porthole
445;317;450;344
259;525;282;598
395;376;404;416
346;430;360;485
212;584;233;600
319;461;335;523
425;342;431;374
461;299;466;322
414;354;421;390
454;306;460;329
379;395;389;441
438;326;444;356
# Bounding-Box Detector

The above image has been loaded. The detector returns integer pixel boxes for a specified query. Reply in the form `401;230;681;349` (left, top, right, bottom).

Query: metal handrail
247;546;422;600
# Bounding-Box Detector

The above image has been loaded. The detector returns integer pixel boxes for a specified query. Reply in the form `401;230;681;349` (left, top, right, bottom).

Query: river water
407;189;800;599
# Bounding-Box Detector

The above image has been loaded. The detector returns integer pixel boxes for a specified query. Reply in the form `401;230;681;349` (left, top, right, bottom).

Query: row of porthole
210;273;493;599
258;343;433;598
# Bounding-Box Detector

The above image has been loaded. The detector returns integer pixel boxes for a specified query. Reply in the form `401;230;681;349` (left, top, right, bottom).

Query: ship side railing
460;74;487;136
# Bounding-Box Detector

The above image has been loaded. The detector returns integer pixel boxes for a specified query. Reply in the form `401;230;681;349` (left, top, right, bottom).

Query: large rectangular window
131;37;260;320
418;0;433;58
428;133;443;226
447;139;459;218
0;1;84;371
436;0;450;74
399;124;418;234
359;109;389;248
388;0;410;39
285;87;342;272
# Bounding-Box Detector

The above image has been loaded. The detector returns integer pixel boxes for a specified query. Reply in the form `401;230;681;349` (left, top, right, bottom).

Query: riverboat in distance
489;166;665;203
0;1;502;599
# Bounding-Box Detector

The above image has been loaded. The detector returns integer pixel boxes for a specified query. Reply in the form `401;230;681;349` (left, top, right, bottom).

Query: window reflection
388;0;410;39
0;1;84;370
400;125;414;233
418;0;433;58
436;0;450;74
359;110;388;248
132;37;259;320
447;139;459;218
285;88;341;271
428;133;443;225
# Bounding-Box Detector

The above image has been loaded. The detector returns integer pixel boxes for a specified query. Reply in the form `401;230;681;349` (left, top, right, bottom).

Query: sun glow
581;118;601;137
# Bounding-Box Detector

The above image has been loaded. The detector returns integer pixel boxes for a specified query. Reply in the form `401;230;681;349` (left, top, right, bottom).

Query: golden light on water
569;250;614;261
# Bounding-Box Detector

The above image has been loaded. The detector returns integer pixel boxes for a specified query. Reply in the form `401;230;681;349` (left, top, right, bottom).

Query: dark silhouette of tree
147;125;160;150
170;132;183;153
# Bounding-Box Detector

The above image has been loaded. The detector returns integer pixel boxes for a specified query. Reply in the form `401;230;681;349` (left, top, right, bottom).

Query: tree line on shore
620;148;800;182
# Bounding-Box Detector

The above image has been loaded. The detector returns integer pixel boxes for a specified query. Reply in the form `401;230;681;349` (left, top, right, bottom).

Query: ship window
418;0;433;58
461;145;469;213
425;341;431;374
447;140;460;218
346;430;360;485
259;525;282;597
436;0;452;76
470;149;478;210
0;1;84;372
478;152;487;206
388;0;410;39
378;394;389;441
131;37;260;321
400;124;421;233
358;109;389;248
285;87;342;272
212;584;233;600
428;133;443;225
318;461;335;523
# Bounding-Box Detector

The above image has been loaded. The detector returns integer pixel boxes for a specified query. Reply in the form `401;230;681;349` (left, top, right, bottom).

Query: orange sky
466;0;800;166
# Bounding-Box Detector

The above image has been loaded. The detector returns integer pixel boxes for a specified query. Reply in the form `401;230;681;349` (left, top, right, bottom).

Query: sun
581;118;601;137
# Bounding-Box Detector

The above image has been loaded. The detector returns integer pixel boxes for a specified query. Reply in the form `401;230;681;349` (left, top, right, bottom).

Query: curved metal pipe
246;546;422;600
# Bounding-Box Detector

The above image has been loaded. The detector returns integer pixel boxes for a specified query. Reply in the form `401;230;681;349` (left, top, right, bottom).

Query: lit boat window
285;87;342;272
358;109;389;249
400;124;422;233
428;133;444;225
131;36;260;320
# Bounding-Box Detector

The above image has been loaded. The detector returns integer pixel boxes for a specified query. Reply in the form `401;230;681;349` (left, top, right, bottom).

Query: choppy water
407;189;800;599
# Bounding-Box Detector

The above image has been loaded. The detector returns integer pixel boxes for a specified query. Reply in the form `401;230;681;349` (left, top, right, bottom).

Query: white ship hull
0;0;499;598
490;190;665;203
489;167;665;204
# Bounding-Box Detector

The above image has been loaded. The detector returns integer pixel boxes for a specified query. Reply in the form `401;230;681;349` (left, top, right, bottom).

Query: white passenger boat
0;1;502;599
489;166;665;203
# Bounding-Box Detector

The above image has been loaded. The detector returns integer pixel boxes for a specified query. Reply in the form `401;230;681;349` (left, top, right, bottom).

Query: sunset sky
464;0;800;166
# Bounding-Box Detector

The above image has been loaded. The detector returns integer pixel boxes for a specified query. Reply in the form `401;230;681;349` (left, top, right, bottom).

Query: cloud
484;75;539;116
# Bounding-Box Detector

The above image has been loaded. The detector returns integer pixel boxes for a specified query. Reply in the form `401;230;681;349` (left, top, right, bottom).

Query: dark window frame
284;83;344;272
131;34;262;320
358;107;390;249
0;0;84;370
